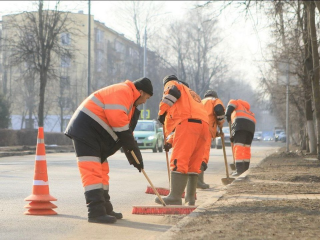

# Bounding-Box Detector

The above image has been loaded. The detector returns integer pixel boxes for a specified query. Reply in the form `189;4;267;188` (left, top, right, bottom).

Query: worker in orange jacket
200;90;225;189
225;99;256;176
65;78;153;224
155;75;210;206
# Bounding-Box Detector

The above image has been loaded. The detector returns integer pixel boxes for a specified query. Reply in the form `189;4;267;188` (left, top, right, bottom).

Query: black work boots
104;190;123;219
232;161;250;176
85;188;122;224
88;215;117;224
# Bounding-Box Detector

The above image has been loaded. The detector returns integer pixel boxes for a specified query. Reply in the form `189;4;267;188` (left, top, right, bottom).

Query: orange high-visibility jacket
226;99;256;135
201;97;225;138
158;81;209;137
65;80;141;158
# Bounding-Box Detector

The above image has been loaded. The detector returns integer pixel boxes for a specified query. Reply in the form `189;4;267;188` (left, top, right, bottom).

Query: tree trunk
306;98;317;153
303;3;317;153
307;2;320;159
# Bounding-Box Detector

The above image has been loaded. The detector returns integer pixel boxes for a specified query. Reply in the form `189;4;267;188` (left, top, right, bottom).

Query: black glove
116;130;144;172
123;147;144;172
230;136;234;143
131;148;144;172
164;142;172;152
168;85;181;99
201;161;208;171
158;112;167;125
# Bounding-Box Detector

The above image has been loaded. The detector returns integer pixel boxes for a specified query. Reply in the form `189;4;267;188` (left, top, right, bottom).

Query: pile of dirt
166;151;320;240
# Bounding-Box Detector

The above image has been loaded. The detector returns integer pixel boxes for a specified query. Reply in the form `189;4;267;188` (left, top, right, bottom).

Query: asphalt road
0;141;283;240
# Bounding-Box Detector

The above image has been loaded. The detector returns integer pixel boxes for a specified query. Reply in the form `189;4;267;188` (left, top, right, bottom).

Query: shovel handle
220;127;230;178
228;122;235;165
130;151;166;206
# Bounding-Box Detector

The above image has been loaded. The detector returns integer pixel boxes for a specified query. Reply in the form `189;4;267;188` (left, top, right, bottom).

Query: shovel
220;127;235;185
228;122;236;171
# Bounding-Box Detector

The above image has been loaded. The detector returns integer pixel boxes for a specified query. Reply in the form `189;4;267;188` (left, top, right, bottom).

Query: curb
158;155;269;240
158;190;226;240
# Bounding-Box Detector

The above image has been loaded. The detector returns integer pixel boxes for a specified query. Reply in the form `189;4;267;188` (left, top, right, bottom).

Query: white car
212;127;231;149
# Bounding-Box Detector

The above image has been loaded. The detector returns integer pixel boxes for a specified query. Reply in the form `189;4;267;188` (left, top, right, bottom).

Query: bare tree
111;1;165;77
165;6;227;97
2;0;76;127
306;1;320;159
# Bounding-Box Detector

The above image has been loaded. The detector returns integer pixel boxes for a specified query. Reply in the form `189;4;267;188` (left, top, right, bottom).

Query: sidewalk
0;145;74;157
160;147;320;240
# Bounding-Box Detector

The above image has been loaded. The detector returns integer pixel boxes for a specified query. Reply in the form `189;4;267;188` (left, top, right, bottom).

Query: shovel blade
221;177;235;185
229;163;236;171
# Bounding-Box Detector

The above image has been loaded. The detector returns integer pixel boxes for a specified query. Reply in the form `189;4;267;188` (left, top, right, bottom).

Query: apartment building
0;10;143;132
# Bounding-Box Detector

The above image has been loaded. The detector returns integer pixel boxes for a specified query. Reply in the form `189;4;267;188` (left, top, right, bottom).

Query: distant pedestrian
200;90;225;188
225;99;256;176
65;78;153;224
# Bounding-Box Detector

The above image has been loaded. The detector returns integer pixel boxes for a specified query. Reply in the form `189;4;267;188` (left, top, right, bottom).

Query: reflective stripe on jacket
158;81;209;137
65;80;141;158
227;99;256;135
201;97;225;138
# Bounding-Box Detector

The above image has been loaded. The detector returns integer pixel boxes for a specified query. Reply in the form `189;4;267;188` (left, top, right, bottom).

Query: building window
96;29;104;43
61;33;71;45
61;55;71;68
115;41;125;53
96;50;104;72
60;76;70;89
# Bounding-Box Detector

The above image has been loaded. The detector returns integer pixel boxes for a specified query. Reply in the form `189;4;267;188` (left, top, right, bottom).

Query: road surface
0;141;282;240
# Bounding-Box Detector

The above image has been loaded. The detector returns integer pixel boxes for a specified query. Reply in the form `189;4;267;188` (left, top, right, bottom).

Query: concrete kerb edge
157;190;225;240
158;150;277;240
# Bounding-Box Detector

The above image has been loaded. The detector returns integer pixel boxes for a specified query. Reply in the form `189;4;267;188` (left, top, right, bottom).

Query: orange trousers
203;135;212;165
170;119;210;174
233;144;251;163
73;139;110;192
233;130;253;163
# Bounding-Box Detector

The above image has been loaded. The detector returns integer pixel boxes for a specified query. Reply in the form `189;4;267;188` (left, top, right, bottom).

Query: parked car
214;126;231;149
253;132;262;141
278;132;286;143
132;120;164;153
263;135;274;141
274;129;284;142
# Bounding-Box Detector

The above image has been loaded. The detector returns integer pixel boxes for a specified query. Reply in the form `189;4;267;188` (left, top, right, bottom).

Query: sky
0;1;271;89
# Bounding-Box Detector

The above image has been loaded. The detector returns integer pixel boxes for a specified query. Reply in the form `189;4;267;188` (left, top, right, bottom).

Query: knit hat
163;75;178;86
133;77;153;96
204;90;218;98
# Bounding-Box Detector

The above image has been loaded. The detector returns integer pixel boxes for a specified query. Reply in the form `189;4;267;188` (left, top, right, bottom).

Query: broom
131;151;197;215
144;135;193;199
145;130;171;196
228;122;236;171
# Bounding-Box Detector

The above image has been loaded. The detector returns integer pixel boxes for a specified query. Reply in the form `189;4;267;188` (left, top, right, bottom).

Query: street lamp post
142;27;147;119
87;0;91;96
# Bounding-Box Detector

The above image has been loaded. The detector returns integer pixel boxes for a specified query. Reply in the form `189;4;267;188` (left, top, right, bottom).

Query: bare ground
165;148;320;240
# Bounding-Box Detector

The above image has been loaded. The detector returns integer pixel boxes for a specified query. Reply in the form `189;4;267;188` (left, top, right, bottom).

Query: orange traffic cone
24;127;57;215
